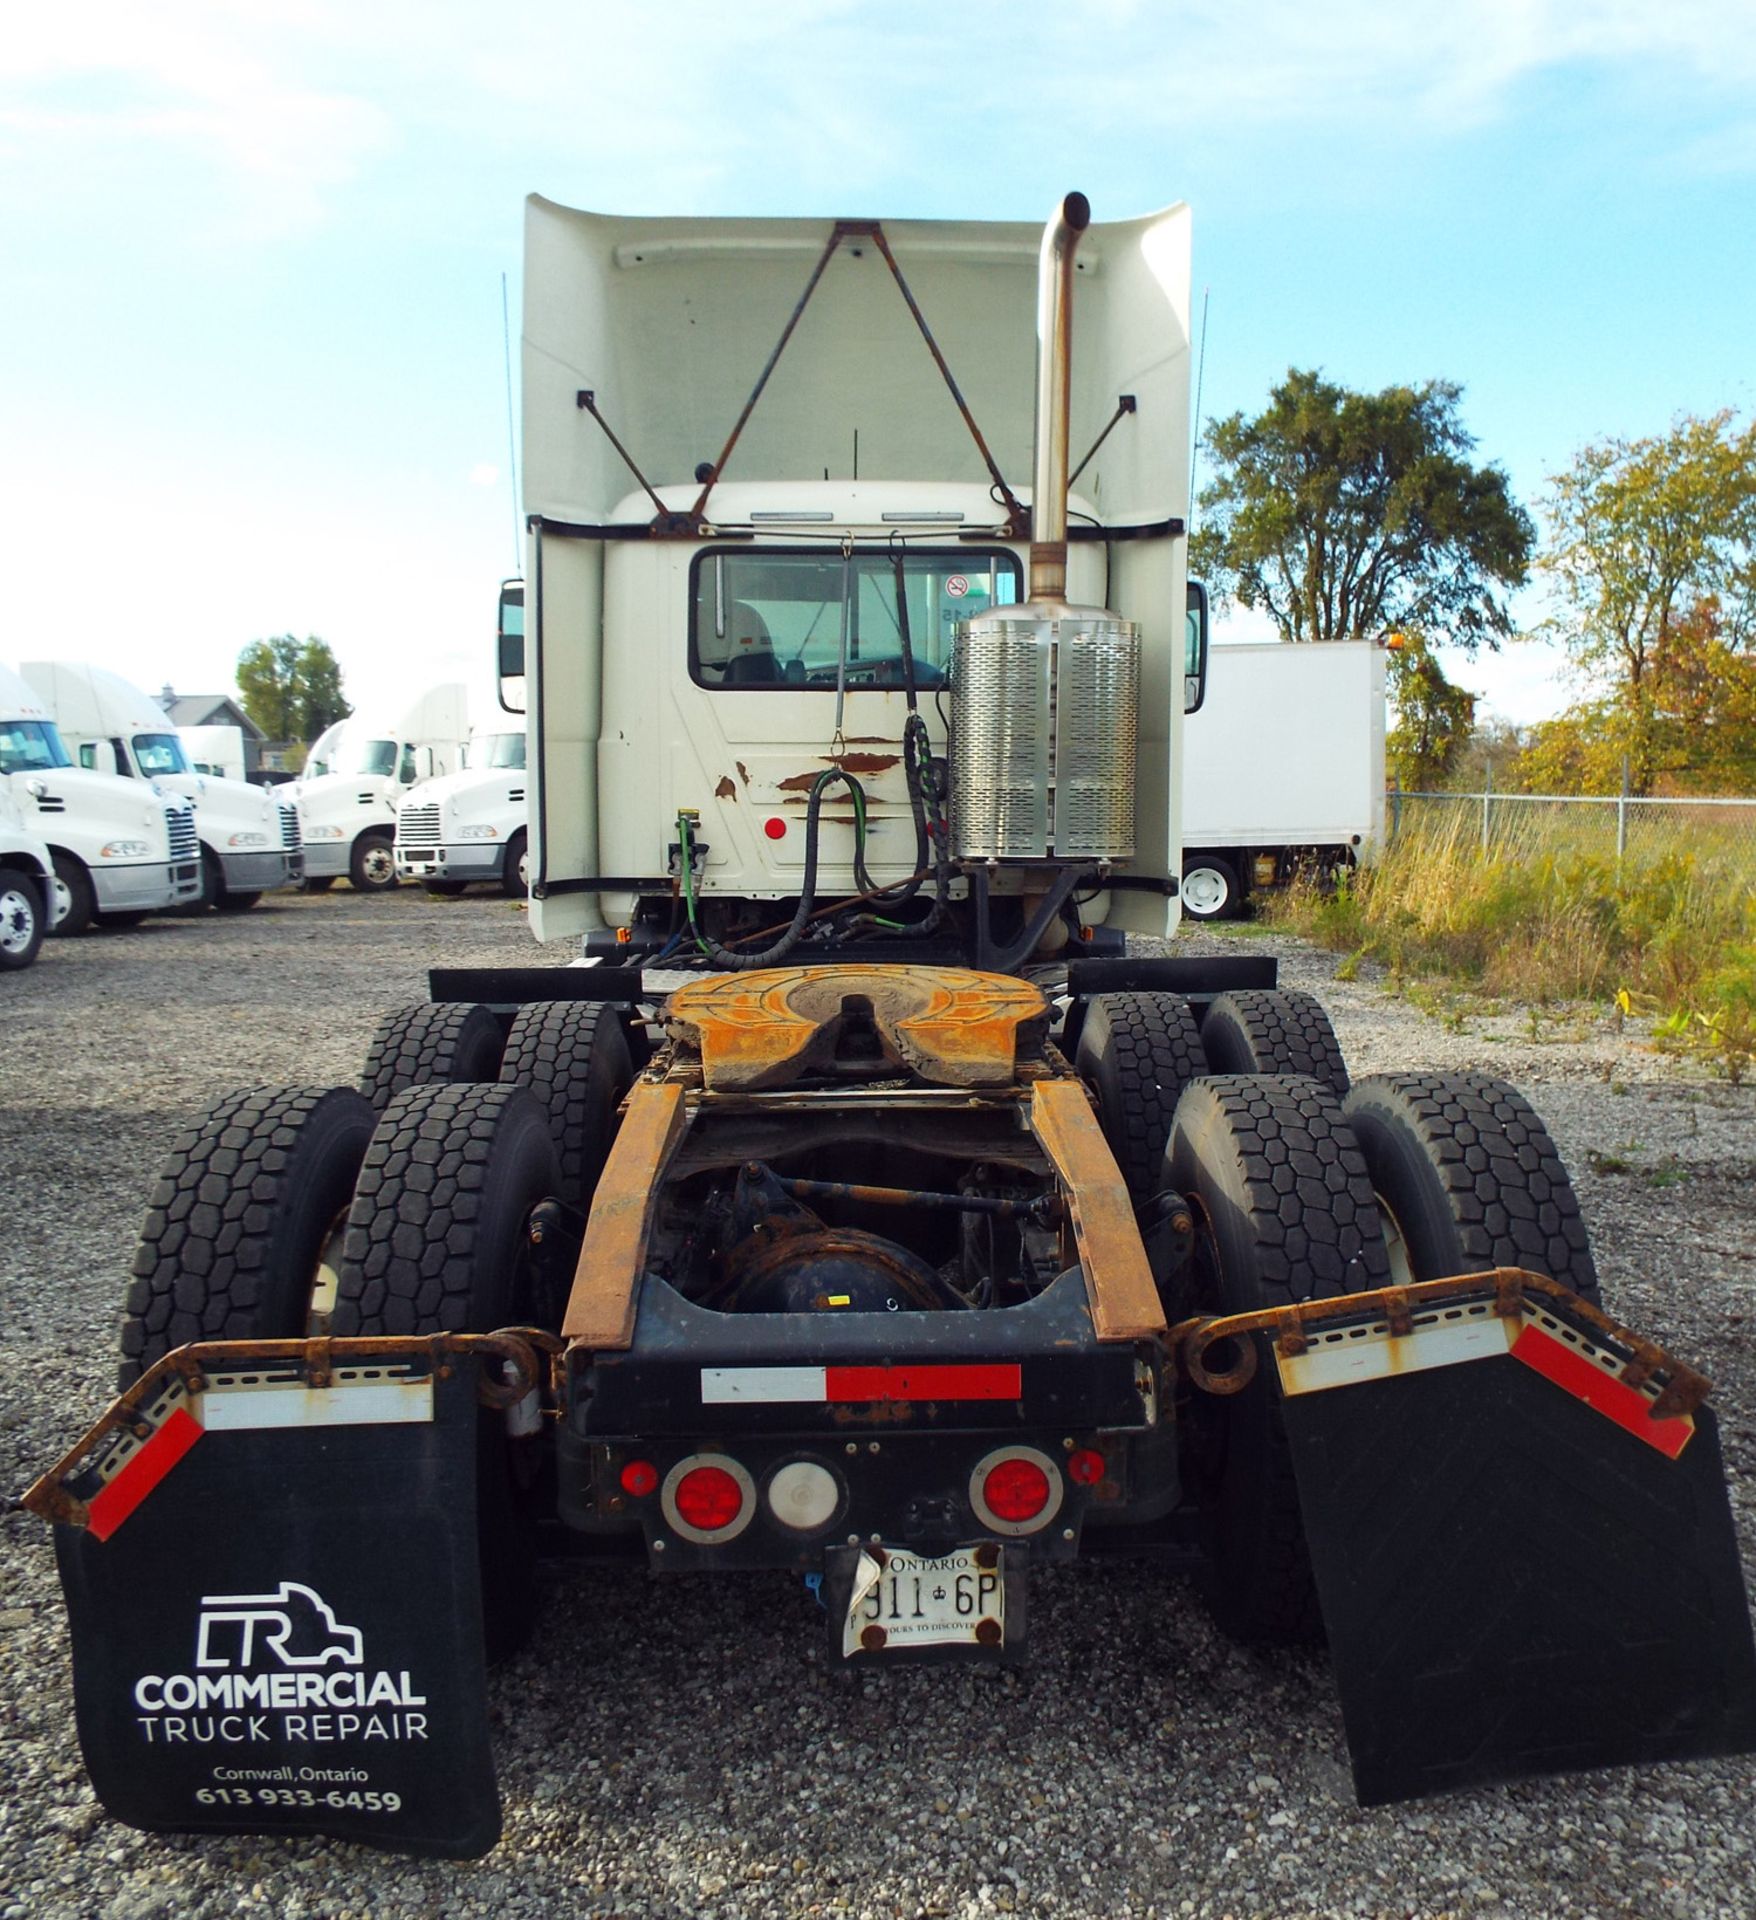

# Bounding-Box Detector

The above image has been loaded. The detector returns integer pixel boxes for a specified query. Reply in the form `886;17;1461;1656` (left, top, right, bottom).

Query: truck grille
166;805;198;862
396;804;442;850
279;802;302;850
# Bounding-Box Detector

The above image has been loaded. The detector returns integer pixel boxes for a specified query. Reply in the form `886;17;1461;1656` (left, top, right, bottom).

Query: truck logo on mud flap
132;1581;428;1747
195;1582;364;1670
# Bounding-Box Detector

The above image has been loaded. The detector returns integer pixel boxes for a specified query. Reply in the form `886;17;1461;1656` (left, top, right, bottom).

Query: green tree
1539;411;1756;794
1191;369;1535;648
1385;632;1477;790
237;635;351;744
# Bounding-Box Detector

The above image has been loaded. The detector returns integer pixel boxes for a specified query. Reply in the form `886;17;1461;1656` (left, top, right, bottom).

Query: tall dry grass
1272;805;1756;1071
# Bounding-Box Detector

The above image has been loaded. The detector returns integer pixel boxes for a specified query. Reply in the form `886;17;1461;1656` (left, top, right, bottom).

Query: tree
1385;632;1477;790
1191;369;1535;649
237;636;351;744
1539;411;1756;794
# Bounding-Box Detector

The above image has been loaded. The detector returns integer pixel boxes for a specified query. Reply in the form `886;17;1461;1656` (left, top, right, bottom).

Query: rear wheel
1181;855;1242;921
349;831;397;892
1166;1075;1389;1643
501;829;529;899
0;866;44;969
118;1086;376;1388
499;1001;633;1207
1342;1072;1600;1305
361;1001;506;1111
333;1083;562;1658
1201;988;1349;1095
1074;992;1206;1207
50;853;94;937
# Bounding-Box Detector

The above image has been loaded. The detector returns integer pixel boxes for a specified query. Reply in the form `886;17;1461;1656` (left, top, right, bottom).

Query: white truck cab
0;778;66;969
0;664;201;935
21;662;301;911
394;709;528;896
292;685;469;891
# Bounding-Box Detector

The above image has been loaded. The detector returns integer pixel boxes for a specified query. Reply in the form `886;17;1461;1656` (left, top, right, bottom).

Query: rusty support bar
776;1173;1041;1221
1067;392;1137;490
576;389;672;524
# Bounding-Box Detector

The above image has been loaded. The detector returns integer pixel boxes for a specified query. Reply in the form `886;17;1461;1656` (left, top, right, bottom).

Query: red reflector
1068;1448;1105;1486
764;817;787;840
619;1459;659;1497
1511;1323;1695;1458
824;1363;1021;1403
674;1464;745;1532
982;1457;1051;1523
87;1407;203;1542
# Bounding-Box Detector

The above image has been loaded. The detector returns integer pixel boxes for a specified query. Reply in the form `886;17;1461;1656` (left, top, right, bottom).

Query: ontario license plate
841;1547;1004;1655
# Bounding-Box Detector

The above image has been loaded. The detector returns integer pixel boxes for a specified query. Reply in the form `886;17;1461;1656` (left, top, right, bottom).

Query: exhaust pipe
1030;191;1091;603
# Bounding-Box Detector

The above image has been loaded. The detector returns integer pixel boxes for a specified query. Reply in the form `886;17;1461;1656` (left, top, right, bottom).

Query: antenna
1188;284;1211;532
501;272;521;572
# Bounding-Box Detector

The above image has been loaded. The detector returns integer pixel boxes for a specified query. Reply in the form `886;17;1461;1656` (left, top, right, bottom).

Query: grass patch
1270;805;1756;1074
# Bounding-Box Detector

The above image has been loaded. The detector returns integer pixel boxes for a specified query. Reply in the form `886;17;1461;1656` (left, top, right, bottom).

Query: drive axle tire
118;1085;376;1389
0;866;45;969
332;1083;563;1661
1341;1072;1600;1305
1181;855;1242;921
1201;988;1349;1095
1074;991;1207;1208
361;1001;506;1111
1166;1075;1390;1644
349;830;397;892
50;853;94;937
499;1000;633;1208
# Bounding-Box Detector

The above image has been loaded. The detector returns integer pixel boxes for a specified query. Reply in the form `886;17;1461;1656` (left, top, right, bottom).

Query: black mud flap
1281;1321;1756;1804
51;1356;500;1857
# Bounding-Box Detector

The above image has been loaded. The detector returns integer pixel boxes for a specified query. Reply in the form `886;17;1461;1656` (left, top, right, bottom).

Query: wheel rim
0;886;37;954
1374;1190;1416;1290
1182;866;1229;916
516;847;529;890
305;1207;352;1335
360;844;394;886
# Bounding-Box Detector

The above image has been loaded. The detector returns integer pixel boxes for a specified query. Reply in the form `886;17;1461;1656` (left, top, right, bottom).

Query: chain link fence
1388;789;1756;876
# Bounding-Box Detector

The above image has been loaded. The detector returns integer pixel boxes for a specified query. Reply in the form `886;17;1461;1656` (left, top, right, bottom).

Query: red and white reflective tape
81;1369;434;1542
701;1362;1022;1407
1275;1298;1695;1458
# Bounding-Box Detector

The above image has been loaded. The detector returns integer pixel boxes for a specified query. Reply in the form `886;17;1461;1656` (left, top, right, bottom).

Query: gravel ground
2;889;1753;1920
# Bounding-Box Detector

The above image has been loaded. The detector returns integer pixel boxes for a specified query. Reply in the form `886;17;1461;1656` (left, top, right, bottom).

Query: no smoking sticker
944;575;969;598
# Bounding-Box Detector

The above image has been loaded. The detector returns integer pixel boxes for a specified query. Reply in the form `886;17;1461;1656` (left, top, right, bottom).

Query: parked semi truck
1180;636;1388;919
177;723;246;785
293;685;469;891
0;664;200;934
22;662;301;911
393;703;528;897
0;779;66;969
26;193;1755;1859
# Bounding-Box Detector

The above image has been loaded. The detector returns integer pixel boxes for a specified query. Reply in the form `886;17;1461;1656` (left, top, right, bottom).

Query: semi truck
393;704;528;897
25;193;1755;1859
22;662;302;911
177;723;247;785
0;663;201;934
1180;637;1388;919
0;781;66;968
292;685;469;891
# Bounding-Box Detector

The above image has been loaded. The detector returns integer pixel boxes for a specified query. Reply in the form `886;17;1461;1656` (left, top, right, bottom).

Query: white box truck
1179;637;1387;918
292;684;470;891
21;662;302;911
0;664;200;934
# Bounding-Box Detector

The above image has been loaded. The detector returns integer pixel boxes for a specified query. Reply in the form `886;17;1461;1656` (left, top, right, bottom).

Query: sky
3;0;1753;729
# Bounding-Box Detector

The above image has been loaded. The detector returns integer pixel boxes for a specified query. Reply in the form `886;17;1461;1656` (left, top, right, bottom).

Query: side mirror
1184;580;1210;715
497;580;526;716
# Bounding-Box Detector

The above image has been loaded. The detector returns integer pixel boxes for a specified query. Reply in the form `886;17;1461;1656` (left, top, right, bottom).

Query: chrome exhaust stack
1029;191;1090;605
949;193;1140;864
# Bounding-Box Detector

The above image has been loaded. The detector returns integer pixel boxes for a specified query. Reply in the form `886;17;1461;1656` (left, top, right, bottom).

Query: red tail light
984;1458;1051;1522
970;1447;1064;1535
661;1454;757;1543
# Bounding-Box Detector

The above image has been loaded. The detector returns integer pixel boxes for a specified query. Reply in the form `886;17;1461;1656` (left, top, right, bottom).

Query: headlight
227;832;269;847
307;825;345;840
100;840;152;859
455;824;499;841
